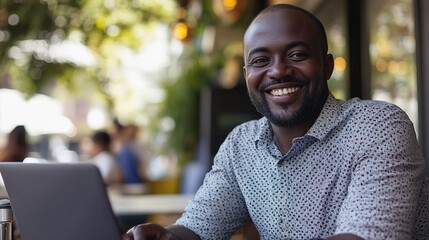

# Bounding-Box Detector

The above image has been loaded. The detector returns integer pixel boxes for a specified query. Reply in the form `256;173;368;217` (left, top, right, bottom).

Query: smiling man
243;4;333;154
124;4;427;240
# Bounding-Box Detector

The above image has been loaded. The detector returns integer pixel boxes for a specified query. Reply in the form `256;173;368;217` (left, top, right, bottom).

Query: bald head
245;4;328;55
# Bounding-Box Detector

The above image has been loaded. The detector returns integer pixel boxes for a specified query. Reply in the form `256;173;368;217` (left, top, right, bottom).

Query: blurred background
1;0;429;192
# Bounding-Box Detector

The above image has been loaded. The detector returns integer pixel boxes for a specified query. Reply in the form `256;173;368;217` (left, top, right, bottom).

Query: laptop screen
0;162;122;240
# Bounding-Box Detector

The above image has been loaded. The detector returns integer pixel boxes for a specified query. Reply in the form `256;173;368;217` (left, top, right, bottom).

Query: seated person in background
112;120;143;184
0;125;29;163
124;4;428;240
0;125;28;240
0;125;29;199
88;131;122;185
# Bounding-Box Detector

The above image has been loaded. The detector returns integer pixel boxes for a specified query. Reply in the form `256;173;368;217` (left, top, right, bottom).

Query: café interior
0;0;429;239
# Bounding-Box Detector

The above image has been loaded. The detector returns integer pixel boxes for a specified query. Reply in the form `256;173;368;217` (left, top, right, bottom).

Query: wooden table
108;187;193;215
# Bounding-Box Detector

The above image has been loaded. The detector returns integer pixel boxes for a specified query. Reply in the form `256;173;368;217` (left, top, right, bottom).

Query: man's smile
260;81;306;106
270;86;301;96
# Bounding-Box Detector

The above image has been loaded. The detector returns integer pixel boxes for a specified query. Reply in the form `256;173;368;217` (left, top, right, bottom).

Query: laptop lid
0;162;122;240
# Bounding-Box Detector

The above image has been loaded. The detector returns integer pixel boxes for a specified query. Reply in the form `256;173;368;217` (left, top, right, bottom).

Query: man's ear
242;66;247;80
324;54;334;81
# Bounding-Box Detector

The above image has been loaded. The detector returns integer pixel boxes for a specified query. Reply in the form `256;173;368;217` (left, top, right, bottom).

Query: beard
249;78;328;128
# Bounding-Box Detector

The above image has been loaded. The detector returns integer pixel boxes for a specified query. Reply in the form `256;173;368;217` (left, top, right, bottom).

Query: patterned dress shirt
175;93;426;240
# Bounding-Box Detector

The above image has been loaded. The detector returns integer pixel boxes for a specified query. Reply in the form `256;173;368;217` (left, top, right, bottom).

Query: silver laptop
0;162;122;240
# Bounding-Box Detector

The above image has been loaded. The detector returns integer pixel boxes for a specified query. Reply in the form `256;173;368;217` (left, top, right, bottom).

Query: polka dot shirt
175;94;427;240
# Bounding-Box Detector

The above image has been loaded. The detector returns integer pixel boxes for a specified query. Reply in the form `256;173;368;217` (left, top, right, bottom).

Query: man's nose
266;59;294;79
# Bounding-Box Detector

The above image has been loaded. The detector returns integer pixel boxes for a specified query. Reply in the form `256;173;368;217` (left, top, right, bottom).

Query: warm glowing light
375;58;387;72
387;60;408;75
376;38;390;57
173;22;188;41
388;60;399;74
223;0;238;11
397;61;408;75
334;57;346;72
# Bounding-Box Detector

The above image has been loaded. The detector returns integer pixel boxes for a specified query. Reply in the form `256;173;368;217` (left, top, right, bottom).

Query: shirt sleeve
175;130;250;240
335;104;426;240
412;176;429;239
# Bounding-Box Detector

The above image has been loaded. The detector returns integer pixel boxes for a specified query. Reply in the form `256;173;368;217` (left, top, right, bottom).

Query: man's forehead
245;9;313;37
245;11;311;41
243;9;322;53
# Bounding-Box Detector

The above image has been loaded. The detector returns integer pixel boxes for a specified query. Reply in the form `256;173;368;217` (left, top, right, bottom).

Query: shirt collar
306;93;342;140
254;117;273;150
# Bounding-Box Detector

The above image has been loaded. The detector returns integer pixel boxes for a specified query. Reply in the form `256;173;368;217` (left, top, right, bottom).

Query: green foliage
157;52;216;163
0;0;226;164
0;0;176;99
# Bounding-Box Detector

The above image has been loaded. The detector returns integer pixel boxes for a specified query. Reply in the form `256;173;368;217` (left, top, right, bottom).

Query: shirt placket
270;147;293;239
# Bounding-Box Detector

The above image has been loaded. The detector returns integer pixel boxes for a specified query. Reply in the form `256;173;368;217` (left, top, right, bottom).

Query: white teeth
270;87;300;96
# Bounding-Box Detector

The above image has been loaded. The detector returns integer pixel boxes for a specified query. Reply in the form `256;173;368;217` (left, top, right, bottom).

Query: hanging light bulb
173;21;189;41
223;0;238;11
213;0;247;24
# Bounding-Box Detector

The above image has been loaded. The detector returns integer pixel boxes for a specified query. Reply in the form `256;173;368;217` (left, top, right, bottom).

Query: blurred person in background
87;130;122;185
111;119;143;184
0;125;29;162
0;125;27;240
0;125;29;200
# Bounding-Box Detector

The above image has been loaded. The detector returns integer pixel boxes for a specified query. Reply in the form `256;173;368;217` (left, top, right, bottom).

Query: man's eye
289;52;308;61
250;58;270;67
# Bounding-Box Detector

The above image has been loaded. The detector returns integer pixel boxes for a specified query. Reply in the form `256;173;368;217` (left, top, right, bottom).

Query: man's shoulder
341;97;408;119
343;97;397;109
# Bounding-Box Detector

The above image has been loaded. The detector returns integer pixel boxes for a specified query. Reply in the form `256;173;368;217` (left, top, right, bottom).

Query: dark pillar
414;0;429;172
347;0;370;99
